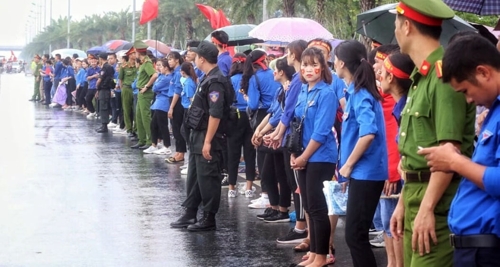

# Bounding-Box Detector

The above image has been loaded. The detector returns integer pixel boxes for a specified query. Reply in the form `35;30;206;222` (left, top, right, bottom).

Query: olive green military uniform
393;1;477;266
134;41;155;146
399;48;476;266
119;63;137;133
32;62;42;101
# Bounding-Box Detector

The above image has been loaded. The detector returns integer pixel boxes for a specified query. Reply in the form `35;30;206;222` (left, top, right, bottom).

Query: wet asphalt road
0;73;387;267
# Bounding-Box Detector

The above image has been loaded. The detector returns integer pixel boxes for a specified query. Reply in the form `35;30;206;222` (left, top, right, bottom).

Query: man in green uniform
30;54;42;102
130;41;157;149
389;1;476;266
119;48;137;136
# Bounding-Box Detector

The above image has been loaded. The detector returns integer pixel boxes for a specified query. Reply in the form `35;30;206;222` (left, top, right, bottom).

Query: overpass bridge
0;46;24;51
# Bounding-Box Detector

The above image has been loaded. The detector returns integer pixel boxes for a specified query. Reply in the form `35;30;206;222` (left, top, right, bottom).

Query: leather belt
402;171;461;183
450;234;500;248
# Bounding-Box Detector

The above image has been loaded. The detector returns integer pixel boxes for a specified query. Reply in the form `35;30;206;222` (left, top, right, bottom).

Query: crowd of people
29;0;500;266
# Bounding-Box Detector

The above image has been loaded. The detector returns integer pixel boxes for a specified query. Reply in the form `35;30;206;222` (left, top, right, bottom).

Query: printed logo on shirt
209;91;219;102
481;129;493;143
342;112;349;120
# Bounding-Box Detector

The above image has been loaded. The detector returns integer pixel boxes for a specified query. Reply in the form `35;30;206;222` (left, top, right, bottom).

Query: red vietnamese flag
139;0;159;25
196;4;231;29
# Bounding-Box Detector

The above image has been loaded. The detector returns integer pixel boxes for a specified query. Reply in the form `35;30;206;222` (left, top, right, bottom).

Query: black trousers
65;79;76;105
262;150;291;207
345;178;385;267
182;151;222;214
181;109;191;147
254;109;268;178
227;112;256;185
297;162;336;255
43;80;52;105
85;89;97;113
283;150;305;222
170;98;187;153
98;89;111;125
454;247;500;267
151;110;171;146
76;83;88;107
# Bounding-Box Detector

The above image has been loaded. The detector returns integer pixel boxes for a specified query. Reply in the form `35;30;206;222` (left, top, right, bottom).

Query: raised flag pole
147;21;151;39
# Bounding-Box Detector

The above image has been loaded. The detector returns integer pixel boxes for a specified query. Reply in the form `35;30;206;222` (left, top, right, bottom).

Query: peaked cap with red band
390;0;454;27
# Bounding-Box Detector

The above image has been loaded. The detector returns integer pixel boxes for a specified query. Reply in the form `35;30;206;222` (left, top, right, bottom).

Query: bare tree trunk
247;14;256;24
283;0;295;17
172;21;180;49
360;0;375;51
315;0;326;24
184;16;194;41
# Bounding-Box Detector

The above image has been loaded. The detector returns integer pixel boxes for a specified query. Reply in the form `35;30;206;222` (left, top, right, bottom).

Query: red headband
375;51;387;61
384;57;410;79
232;57;246;63
254;55;268;70
308;41;331;53
211;37;227;49
395;2;442;26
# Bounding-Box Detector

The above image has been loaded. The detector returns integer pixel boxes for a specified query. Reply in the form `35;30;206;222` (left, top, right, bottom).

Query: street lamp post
67;0;70;48
132;0;136;41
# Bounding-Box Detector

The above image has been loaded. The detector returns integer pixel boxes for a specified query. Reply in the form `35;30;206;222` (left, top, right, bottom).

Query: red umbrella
102;40;130;51
143;40;171;55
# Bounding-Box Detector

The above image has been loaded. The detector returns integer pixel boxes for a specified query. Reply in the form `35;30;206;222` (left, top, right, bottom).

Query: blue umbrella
444;0;500;16
147;47;165;58
87;46;106;55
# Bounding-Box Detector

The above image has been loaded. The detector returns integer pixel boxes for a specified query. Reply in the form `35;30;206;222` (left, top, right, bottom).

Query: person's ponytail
353;59;382;101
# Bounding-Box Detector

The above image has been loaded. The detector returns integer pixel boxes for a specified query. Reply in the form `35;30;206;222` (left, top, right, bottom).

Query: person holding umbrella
389;1;476;267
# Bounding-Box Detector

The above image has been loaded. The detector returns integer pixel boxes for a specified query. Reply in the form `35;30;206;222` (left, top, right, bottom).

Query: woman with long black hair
166;52;186;164
240;49;280;197
334;40;388;267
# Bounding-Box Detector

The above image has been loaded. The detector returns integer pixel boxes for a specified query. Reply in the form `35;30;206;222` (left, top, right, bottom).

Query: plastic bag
323;180;348;216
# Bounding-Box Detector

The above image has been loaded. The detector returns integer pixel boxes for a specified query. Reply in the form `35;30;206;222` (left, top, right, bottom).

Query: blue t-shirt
340;83;388;181
268;85;285;128
181;76;196;109
42;65;53;82
151;73;172;112
54;61;63;80
293;81;338;163
87;66;101;89
217;51;232;76
168;66;182;98
449;95;500;238
230;73;247;111
247;69;280;111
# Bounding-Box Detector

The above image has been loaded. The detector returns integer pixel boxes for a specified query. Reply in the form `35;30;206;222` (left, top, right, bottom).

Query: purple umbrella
249;17;333;43
444;0;500;15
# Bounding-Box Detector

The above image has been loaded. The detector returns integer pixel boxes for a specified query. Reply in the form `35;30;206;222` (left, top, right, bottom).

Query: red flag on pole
196;4;231;29
139;0;159;25
9;51;17;62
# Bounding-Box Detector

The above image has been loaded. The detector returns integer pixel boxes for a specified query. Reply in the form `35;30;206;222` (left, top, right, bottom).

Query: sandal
294;238;310;252
302;251;311;260
326;245;336;265
165;157;184;164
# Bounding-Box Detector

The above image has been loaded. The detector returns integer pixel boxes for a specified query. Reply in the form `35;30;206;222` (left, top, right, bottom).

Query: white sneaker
180;163;189;170
153;147;172;155
248;197;270;209
180;168;188;175
113;128;126;134
157;142;164;149
245;190;255;198
108;122;118;127
251;194;269;203
228;190;238;198
143;146;159;154
86;112;96;119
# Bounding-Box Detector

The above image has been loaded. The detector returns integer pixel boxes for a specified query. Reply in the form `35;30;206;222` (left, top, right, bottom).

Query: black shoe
277;228;308;244
96;126;108;133
130;143;145;149
257;208;278;220
264;211;290;223
170;209;198;228
221;173;229;187
130;136;139;142
187;212;216;232
127;132;135;138
138;144;149;149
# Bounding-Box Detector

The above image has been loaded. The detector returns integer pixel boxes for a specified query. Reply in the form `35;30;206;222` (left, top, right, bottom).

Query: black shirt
189;67;226;154
98;62;115;90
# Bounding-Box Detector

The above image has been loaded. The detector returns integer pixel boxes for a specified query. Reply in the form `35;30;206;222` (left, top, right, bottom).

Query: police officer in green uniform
130;41;157;149
119;48;138;136
389;1;477;267
96;52;115;133
170;41;228;232
30;54;42;102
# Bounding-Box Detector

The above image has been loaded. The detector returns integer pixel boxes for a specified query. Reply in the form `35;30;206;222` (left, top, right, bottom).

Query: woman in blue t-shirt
179;62;197;150
334;40;388;267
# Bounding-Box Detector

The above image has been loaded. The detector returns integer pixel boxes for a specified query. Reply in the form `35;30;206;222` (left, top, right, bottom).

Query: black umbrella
113;42;133;52
205;24;263;46
356;3;477;46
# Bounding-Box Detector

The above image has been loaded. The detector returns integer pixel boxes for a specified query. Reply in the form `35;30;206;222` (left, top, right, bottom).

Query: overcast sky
0;0;141;47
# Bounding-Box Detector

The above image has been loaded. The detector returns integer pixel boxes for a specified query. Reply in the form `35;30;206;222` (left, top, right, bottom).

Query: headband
211;37;227;49
308;41;331;53
254;55;268;70
384;57;410;79
375;51;387;61
232;56;246;63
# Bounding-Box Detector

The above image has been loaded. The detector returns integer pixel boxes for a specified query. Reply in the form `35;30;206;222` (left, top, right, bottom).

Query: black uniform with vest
97;62;115;128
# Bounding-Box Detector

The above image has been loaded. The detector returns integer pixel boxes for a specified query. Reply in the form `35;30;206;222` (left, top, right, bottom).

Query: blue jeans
380;197;398;237
373;203;383;231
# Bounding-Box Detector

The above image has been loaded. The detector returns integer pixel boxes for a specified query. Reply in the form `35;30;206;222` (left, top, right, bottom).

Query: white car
11;62;21;73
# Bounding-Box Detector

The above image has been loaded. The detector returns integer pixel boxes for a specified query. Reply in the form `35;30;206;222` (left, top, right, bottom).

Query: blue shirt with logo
340;83;388;181
268;85;285;128
293;81;338;163
76;68;87;86
449;95;500;238
230;73;247;111
86;66;101;89
217;51;232;76
181;76;196;109
280;73;302;127
151;73;172;112
42;65;54;82
168;66;182;98
247;69;280;111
